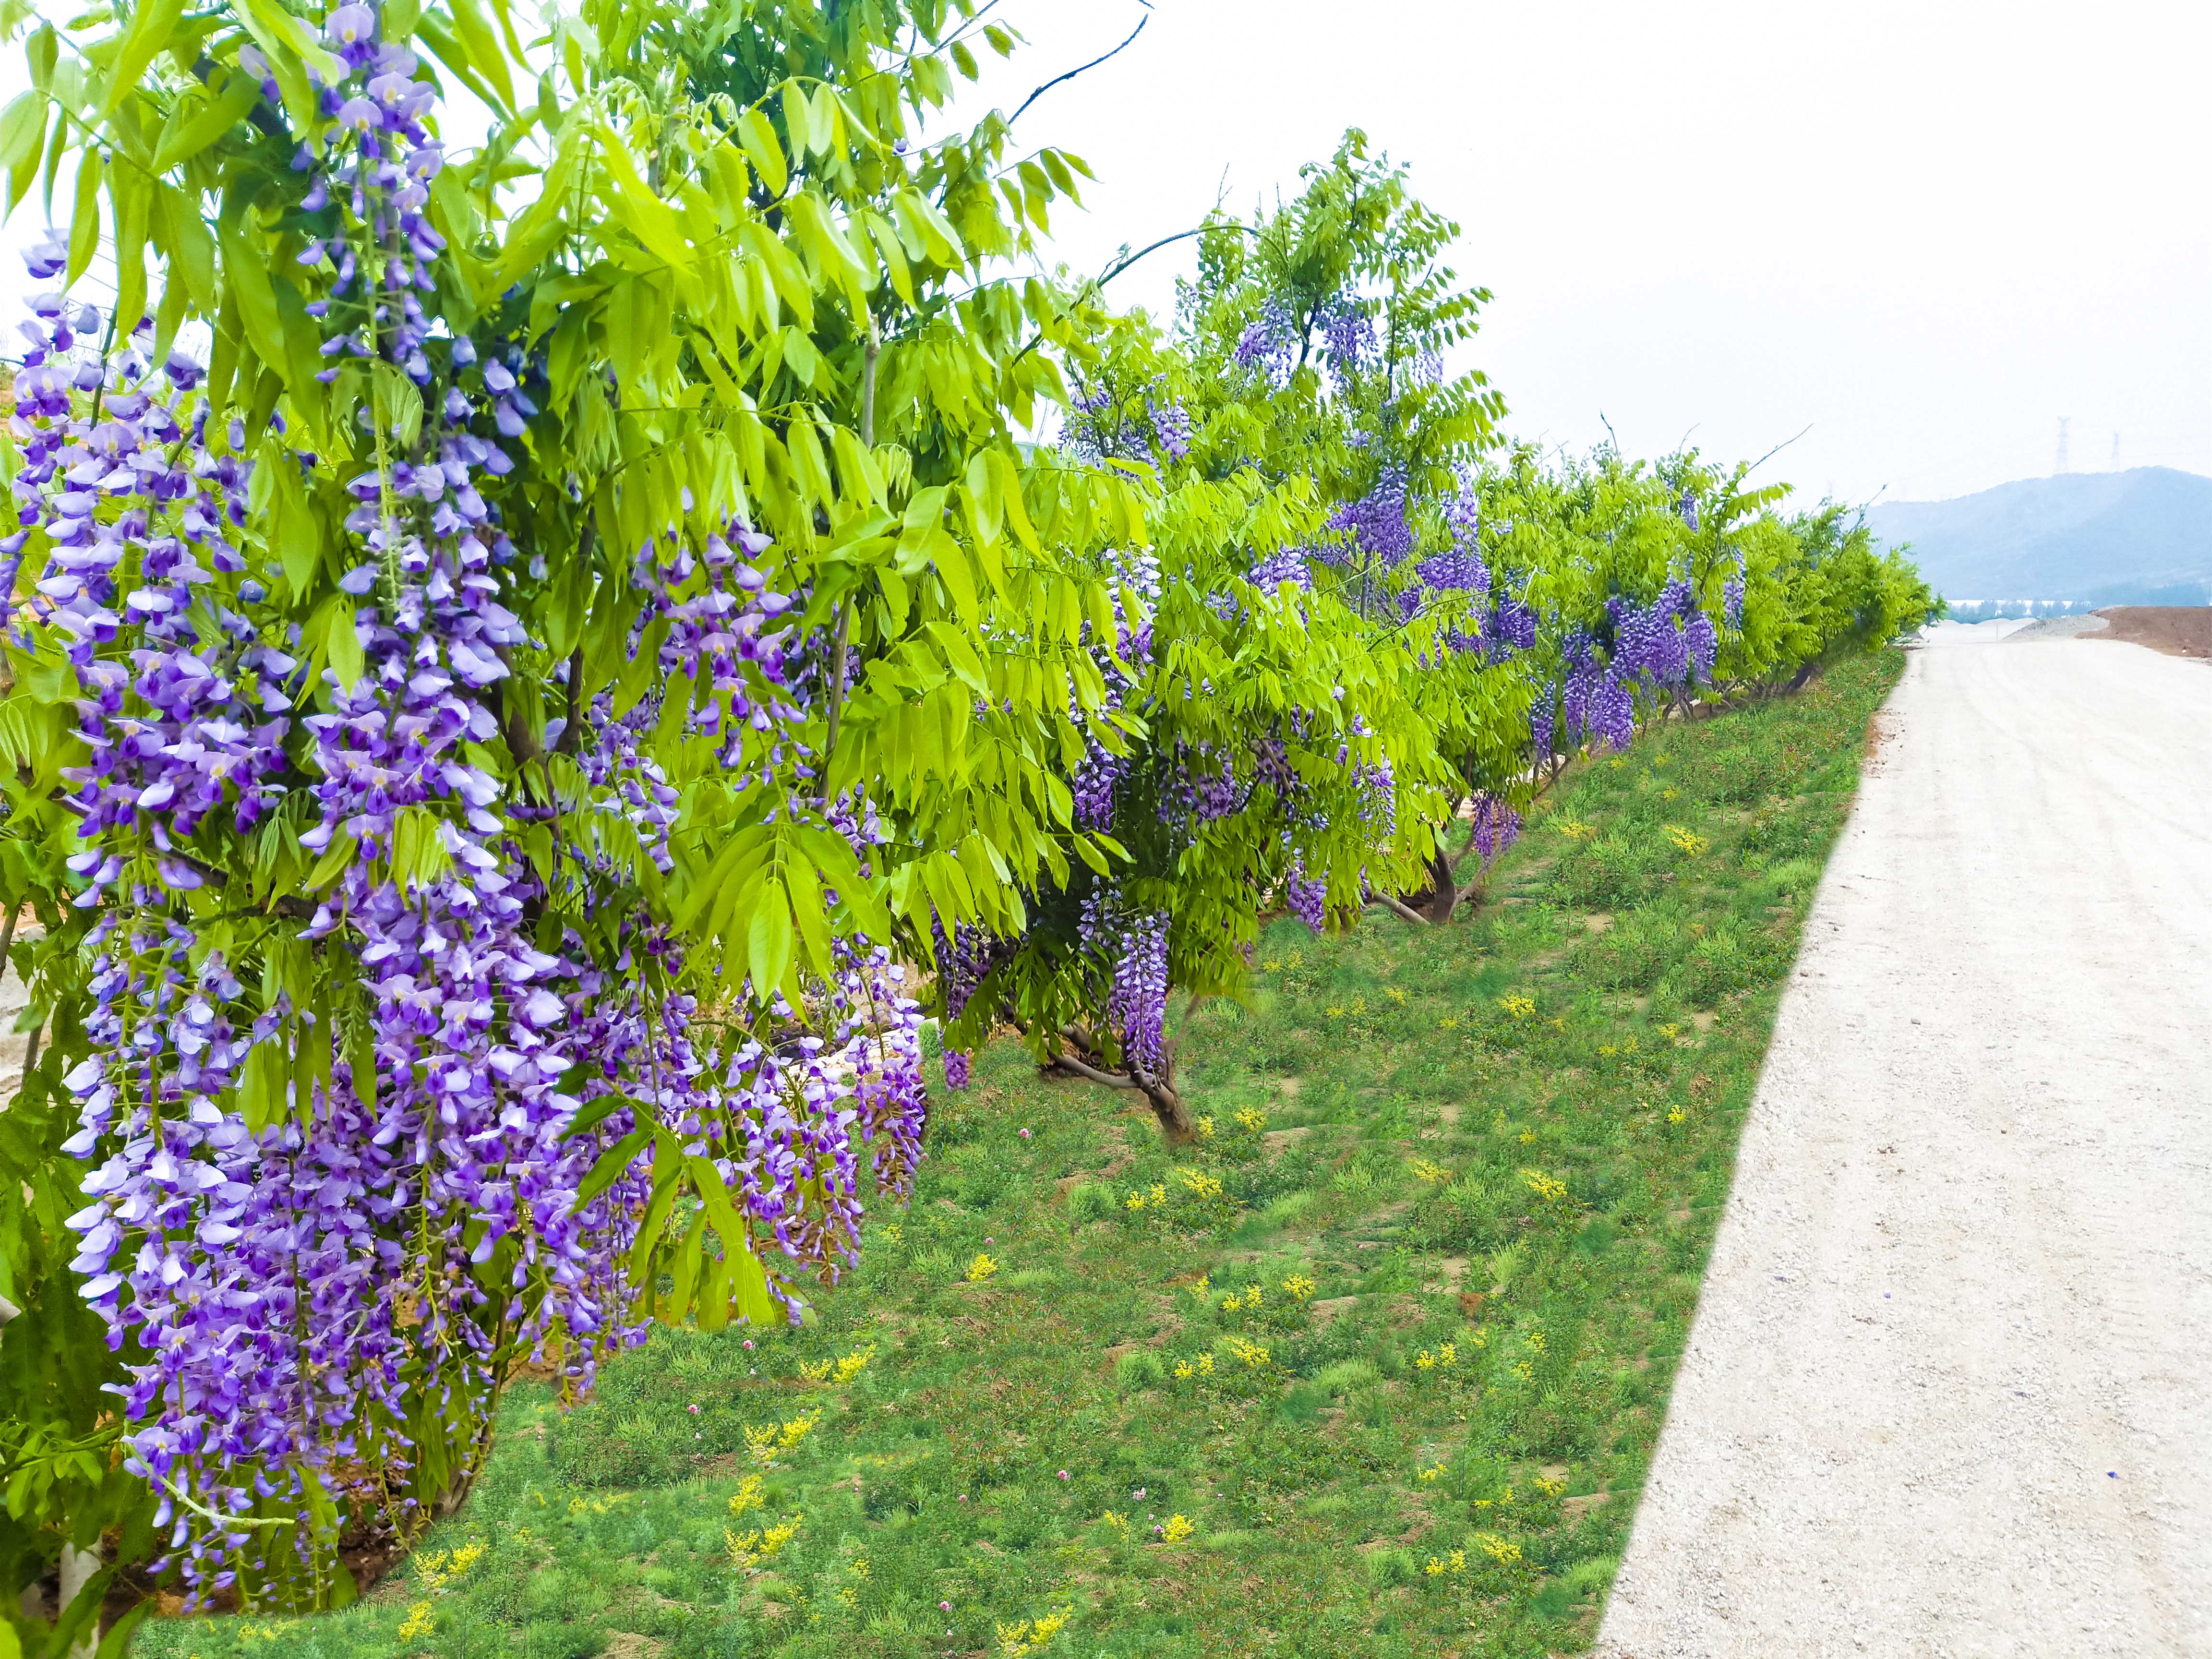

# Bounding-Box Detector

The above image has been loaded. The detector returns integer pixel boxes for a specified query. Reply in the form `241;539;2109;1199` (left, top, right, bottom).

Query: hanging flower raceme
1104;908;1170;1079
31;4;913;1609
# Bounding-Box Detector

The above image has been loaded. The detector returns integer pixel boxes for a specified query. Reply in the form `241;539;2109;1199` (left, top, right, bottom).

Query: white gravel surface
1597;630;2212;1658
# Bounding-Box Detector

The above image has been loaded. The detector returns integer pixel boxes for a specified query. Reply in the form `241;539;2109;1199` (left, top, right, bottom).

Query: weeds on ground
135;651;1903;1659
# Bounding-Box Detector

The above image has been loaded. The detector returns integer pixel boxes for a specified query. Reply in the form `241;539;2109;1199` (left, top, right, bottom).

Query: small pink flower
688;1403;700;1414
1057;1469;1070;1480
958;1493;968;1502
940;1601;951;1611
984;1236;994;1244
742;1339;755;1350
1018;1127;1031;1138
1133;1487;1146;1499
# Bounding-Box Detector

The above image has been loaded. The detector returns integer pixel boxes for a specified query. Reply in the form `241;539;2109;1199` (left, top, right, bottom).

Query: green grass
138;649;1905;1659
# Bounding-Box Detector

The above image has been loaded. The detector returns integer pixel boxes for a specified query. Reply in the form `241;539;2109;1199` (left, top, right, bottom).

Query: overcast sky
9;1;2204;507
946;0;2212;506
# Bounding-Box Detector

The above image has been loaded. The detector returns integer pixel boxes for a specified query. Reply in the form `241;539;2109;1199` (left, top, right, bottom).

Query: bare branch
1096;221;1253;289
1008;11;1149;128
1742;422;1814;482
1371;892;1430;927
1049;1050;1141;1090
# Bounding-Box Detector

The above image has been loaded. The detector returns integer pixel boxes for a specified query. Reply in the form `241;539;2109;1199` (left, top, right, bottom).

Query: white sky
944;0;2212;506
9;0;2205;507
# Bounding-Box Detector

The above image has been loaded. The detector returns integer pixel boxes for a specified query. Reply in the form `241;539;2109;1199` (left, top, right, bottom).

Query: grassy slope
141;648;1905;1659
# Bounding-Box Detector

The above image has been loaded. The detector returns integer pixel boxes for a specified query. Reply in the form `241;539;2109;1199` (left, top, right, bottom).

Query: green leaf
324;594;364;688
780;81;815;159
219;216;290;387
66;147;102;286
736;108;786;196
446;0;517;112
151;66;260;170
303;830;358;892
576;1126;652;1206
98;0;184;118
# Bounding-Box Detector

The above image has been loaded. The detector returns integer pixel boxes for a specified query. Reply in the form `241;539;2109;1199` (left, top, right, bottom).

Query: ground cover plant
128;648;1908;1659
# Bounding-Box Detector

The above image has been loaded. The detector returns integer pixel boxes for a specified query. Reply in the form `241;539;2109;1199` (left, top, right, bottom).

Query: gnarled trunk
1130;1068;1194;1145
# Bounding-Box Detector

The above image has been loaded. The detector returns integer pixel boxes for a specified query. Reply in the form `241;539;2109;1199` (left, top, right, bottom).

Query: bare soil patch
2091;605;2212;660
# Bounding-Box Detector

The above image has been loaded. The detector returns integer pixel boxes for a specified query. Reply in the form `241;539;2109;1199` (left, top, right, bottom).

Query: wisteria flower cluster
16;8;919;1608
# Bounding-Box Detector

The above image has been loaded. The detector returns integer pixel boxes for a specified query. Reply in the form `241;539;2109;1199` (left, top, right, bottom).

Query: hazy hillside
1864;467;2212;603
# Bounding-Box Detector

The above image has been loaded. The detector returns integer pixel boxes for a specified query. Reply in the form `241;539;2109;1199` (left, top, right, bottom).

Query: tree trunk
1421;849;1458;923
58;1545;97;1659
1130;1070;1194;1145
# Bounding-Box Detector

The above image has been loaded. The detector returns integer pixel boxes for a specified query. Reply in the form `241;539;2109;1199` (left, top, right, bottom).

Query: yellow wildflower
397;1602;434;1641
1499;993;1536;1019
726;1512;802;1570
1520;1168;1569;1203
412;1539;485;1595
1226;1335;1270;1369
966;1252;998;1283
1233;1105;1268;1133
745;1413;817;1467
1665;825;1709;855
997;1610;1072;1657
728;1476;765;1518
1280;1273;1315;1299
1175;1168;1225;1202
1159;1514;1195;1544
1410;1157;1450;1181
1418;1464;1445;1484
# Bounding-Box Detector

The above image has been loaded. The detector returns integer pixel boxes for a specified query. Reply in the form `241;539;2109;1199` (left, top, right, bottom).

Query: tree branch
1371;891;1430;926
552;521;597;759
1095;221;1253;289
1049;1049;1140;1090
1008;11;1149;128
1742;422;1813;482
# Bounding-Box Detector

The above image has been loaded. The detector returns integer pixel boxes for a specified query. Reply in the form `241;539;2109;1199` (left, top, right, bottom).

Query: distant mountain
1863;467;2212;604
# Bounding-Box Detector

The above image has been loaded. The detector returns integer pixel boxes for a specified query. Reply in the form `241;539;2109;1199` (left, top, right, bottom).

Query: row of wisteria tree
932;134;1937;1117
0;0;1936;1642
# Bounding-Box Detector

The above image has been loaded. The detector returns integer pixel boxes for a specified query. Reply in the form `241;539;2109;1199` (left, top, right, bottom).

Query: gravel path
1597;628;2212;1658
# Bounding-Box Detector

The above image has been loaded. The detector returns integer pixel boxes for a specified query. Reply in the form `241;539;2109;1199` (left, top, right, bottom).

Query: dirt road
1597;627;2212;1657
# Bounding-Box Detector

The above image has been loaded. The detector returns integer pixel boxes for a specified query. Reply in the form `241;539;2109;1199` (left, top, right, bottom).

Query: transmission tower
2056;417;2070;474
